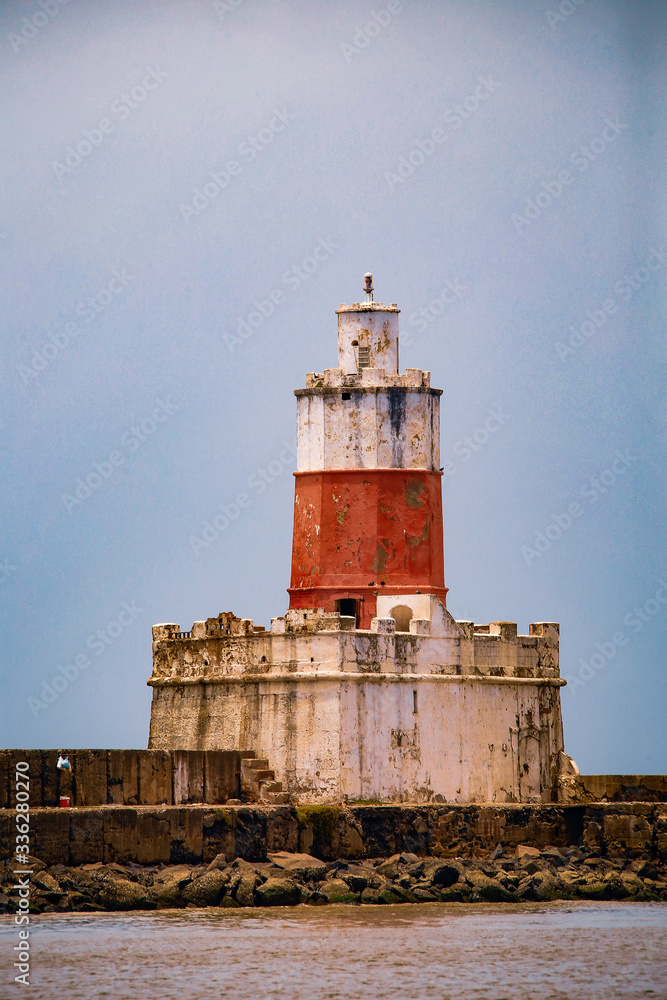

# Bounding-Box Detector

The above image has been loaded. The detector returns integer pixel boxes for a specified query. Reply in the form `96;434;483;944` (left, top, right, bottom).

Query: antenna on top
364;273;374;302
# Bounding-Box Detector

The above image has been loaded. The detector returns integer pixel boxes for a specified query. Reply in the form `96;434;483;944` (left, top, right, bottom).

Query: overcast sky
1;0;665;775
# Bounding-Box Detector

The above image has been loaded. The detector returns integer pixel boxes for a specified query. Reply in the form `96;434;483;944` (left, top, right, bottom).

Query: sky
1;0;665;775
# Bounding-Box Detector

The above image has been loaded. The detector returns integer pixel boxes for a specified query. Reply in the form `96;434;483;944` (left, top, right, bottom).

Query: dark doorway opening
335;598;359;625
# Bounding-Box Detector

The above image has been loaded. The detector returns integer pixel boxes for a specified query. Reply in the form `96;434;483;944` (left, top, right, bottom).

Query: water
2;902;666;999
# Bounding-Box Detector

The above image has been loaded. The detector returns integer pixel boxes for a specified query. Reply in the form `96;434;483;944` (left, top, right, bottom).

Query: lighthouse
288;275;447;629
148;278;566;805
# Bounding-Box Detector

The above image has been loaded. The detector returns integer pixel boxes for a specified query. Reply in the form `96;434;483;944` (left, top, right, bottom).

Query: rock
320;878;360;904
231;858;257;871
18;856;46;873
407;861;425;877
515;845;540;860
498;874;520;891
575;878;608;900
303;890;328;905
437;887;468;902
488;843;504;860
104;863;131;877
531;873;561;902
540;847;565;866
619;872;646;898
346;865;382;889
466;870;517;902
516;877;540;901
235;873;261;907
206;853;227;872
325;860;348;873
96;878;154;910
476;862;501;877
558;866;582;889
220;895;241;908
391;885;418;903
521;859;553;876
376;855;402;878
377;888;404;904
477;883;517;903
628;860;661;880
342;873;367;893
149;865;196;907
412;887;438;901
425;862;462;887
476;872;518;902
151;881;185;909
32;872;65;902
268;852;326;872
254;878;301;906
604;875;631;900
399;852;420;864
182;870;228;907
69;891;93;910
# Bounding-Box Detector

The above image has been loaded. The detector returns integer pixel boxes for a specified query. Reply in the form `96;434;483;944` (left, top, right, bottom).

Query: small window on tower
357;346;371;368
342;392;351;400
335;598;359;625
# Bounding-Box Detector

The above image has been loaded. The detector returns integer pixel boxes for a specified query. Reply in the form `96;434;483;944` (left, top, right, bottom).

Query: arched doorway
390;604;413;632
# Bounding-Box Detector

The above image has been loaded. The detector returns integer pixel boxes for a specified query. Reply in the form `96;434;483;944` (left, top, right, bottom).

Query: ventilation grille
357;346;371;368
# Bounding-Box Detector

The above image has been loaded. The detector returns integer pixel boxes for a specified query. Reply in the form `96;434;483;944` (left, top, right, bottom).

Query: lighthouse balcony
304;368;431;390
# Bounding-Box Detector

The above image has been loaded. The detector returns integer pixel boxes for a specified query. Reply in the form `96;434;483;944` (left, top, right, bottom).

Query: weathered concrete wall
569;774;667;803
295;383;441;472
1;802;665;866
149;606;565;805
0;750;240;808
149;615;564;804
336;301;400;375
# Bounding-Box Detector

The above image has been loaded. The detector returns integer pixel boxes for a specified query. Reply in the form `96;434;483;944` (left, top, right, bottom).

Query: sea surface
1;901;666;1000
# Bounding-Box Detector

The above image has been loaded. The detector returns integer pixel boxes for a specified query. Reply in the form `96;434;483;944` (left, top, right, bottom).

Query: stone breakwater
3;802;666;867
2;847;666;913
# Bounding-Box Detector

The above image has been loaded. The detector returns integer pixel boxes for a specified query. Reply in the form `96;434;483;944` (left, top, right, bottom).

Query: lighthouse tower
148;278;566;805
289;275;447;628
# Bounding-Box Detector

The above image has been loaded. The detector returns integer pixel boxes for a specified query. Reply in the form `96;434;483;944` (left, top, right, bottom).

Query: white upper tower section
336;274;400;375
336;303;400;374
295;275;443;473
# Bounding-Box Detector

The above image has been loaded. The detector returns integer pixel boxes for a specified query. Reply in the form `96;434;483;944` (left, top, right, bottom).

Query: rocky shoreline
2;846;667;912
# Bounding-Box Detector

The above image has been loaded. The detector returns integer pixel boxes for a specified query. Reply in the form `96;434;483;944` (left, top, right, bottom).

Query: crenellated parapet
304;368;432;389
149;601;563;686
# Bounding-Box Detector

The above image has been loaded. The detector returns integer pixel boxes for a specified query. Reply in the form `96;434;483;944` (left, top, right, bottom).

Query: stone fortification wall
565;774;667;803
149;610;561;685
0;750;240;808
1;802;665;868
148;608;564;804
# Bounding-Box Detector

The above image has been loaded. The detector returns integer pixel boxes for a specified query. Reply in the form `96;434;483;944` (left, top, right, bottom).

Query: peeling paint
405;478;425;509
335;504;349;526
